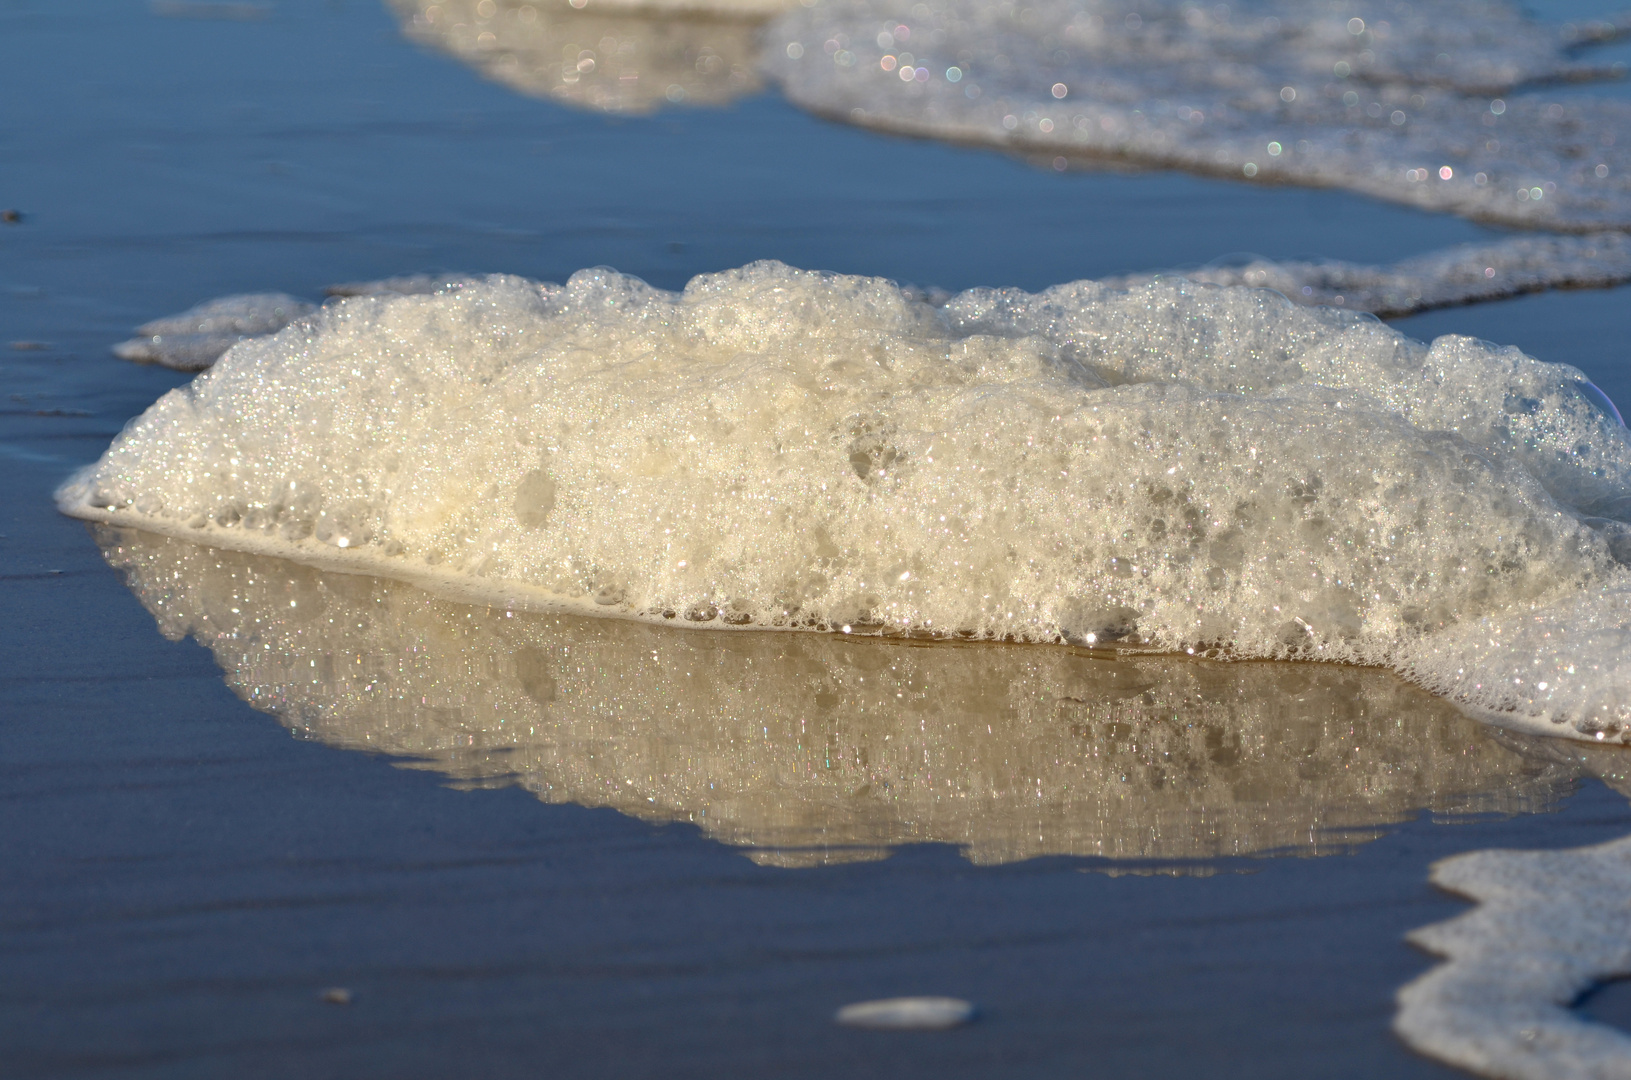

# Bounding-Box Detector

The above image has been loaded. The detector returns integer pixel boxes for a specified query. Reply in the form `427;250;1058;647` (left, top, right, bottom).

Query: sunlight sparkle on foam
58;260;1631;744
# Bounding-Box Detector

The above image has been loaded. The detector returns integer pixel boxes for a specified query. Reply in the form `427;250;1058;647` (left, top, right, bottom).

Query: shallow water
7;0;1631;1077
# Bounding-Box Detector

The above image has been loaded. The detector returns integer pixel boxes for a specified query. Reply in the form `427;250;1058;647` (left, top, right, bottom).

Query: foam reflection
97;525;1600;866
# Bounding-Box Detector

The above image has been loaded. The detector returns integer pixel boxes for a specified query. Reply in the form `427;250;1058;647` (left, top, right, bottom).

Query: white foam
113;280;464;371
93;527;1594;865
1103;232;1631;319
764;0;1631;229
113;293;316;371
59;261;1631;743
835;997;976;1028
1397;833;1631;1079
387;0;772;114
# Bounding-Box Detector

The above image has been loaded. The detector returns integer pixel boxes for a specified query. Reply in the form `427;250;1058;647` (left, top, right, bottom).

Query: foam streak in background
386;0;774;114
764;0;1631;229
56;262;1631;743
1104;232;1631;319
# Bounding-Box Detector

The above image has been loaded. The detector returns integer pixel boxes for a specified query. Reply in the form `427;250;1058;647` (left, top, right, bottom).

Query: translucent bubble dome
57;261;1631;743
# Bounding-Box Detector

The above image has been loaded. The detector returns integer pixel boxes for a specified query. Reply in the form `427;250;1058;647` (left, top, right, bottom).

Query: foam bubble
764;0;1631;229
835;998;976;1029
58;261;1631;743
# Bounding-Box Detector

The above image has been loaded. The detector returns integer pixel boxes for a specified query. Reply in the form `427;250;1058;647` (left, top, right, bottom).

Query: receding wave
58;261;1631;743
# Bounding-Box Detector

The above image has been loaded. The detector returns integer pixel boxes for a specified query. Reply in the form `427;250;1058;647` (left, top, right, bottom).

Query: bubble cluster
57;261;1631;742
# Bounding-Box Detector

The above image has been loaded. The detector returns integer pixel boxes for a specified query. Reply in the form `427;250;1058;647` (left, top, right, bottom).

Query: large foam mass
58;261;1631;742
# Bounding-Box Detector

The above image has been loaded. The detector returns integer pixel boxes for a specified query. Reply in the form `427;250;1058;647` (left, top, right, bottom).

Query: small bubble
1242;162;1258;177
1051;82;1068;99
786;42;804;58
836;997;976;1030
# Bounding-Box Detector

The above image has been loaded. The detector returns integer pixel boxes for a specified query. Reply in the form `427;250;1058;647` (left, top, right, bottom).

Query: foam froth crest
57;261;1631;743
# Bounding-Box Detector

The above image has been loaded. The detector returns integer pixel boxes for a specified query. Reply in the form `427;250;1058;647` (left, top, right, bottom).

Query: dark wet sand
6;2;1631;1076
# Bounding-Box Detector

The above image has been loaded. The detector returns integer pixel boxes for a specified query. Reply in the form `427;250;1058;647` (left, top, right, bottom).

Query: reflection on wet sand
99;526;1603;867
386;0;776;113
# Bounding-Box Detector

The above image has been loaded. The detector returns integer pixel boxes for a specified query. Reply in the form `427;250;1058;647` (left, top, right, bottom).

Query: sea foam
388;0;771;114
57;261;1631;743
1397;834;1631;1079
1101;232;1631;319
764;0;1631;228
